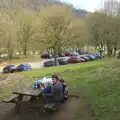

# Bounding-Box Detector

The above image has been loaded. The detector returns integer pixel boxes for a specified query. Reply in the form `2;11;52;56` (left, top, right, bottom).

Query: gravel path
0;60;49;72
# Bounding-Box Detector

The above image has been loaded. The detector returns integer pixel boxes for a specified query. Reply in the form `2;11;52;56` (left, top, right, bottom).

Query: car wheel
11;70;14;73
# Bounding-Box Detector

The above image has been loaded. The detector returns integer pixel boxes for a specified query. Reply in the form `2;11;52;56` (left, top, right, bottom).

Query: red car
68;56;85;63
65;51;79;56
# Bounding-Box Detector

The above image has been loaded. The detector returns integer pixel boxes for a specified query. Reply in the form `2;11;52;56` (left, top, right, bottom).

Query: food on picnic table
34;77;52;89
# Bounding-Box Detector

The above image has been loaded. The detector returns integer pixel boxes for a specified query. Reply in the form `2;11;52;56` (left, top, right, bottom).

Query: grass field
0;59;120;120
0;55;42;65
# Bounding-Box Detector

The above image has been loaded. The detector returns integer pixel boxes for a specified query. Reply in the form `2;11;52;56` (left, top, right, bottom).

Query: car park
42;51;102;68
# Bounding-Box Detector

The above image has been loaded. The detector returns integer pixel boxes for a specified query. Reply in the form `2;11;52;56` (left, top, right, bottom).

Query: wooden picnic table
3;87;43;113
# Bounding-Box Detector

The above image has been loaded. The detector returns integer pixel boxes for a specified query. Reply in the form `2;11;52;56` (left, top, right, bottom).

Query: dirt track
0;90;91;120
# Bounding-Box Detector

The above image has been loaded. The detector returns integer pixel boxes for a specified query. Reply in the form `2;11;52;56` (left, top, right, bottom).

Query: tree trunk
8;54;13;60
53;50;57;66
23;39;28;58
32;50;36;55
77;44;82;53
107;47;113;57
8;49;13;60
113;47;117;57
100;50;103;59
23;48;27;58
46;48;50;53
54;53;57;66
23;43;27;58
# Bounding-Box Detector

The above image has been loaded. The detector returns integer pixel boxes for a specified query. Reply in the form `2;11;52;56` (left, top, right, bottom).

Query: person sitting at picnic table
43;83;52;94
43;75;63;104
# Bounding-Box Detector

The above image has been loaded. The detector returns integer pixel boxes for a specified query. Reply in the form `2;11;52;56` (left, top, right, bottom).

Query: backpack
63;84;68;100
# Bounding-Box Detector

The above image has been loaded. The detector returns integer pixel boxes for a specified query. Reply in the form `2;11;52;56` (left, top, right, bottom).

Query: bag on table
34;80;41;89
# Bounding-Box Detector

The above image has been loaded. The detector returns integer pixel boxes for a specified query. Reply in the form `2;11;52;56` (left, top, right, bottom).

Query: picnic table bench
3;87;43;113
43;103;57;111
3;94;19;103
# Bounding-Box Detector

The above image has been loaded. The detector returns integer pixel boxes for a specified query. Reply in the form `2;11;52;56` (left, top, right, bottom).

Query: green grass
0;59;120;119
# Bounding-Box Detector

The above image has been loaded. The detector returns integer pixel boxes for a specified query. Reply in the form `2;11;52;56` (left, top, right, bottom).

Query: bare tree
88;12;106;58
39;16;72;64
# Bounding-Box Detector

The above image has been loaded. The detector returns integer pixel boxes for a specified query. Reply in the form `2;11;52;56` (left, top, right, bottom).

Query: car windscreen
6;65;15;68
47;60;54;63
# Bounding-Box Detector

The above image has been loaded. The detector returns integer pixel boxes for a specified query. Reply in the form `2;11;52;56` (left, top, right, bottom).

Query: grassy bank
0;59;119;119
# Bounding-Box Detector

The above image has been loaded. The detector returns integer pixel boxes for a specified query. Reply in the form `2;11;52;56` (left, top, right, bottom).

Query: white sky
62;0;103;12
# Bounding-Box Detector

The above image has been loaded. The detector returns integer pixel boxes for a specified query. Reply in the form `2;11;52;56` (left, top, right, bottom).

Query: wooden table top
13;87;42;97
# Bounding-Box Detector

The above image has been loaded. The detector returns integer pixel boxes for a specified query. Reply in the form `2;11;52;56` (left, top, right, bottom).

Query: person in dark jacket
44;75;63;104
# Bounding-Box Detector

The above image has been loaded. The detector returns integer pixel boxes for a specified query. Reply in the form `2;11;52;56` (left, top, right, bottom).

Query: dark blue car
17;64;32;72
3;65;17;73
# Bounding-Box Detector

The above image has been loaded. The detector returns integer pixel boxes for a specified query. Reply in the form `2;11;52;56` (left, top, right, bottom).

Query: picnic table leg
30;96;37;102
15;95;23;114
30;93;42;102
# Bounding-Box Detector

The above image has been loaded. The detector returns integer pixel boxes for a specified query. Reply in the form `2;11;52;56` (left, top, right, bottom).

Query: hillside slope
1;0;89;17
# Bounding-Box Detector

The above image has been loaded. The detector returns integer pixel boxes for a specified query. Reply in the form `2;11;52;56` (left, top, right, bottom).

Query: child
43;83;52;94
59;78;68;100
42;83;52;104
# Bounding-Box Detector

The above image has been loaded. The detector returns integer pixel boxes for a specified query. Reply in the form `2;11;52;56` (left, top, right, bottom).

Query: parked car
80;55;90;61
58;53;65;57
57;57;69;65
70;51;79;56
92;54;100;59
3;65;17;73
85;54;96;60
77;51;86;55
68;56;85;63
65;51;79;57
65;52;71;56
17;64;32;72
78;56;88;62
41;53;52;59
94;52;104;58
44;59;59;67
